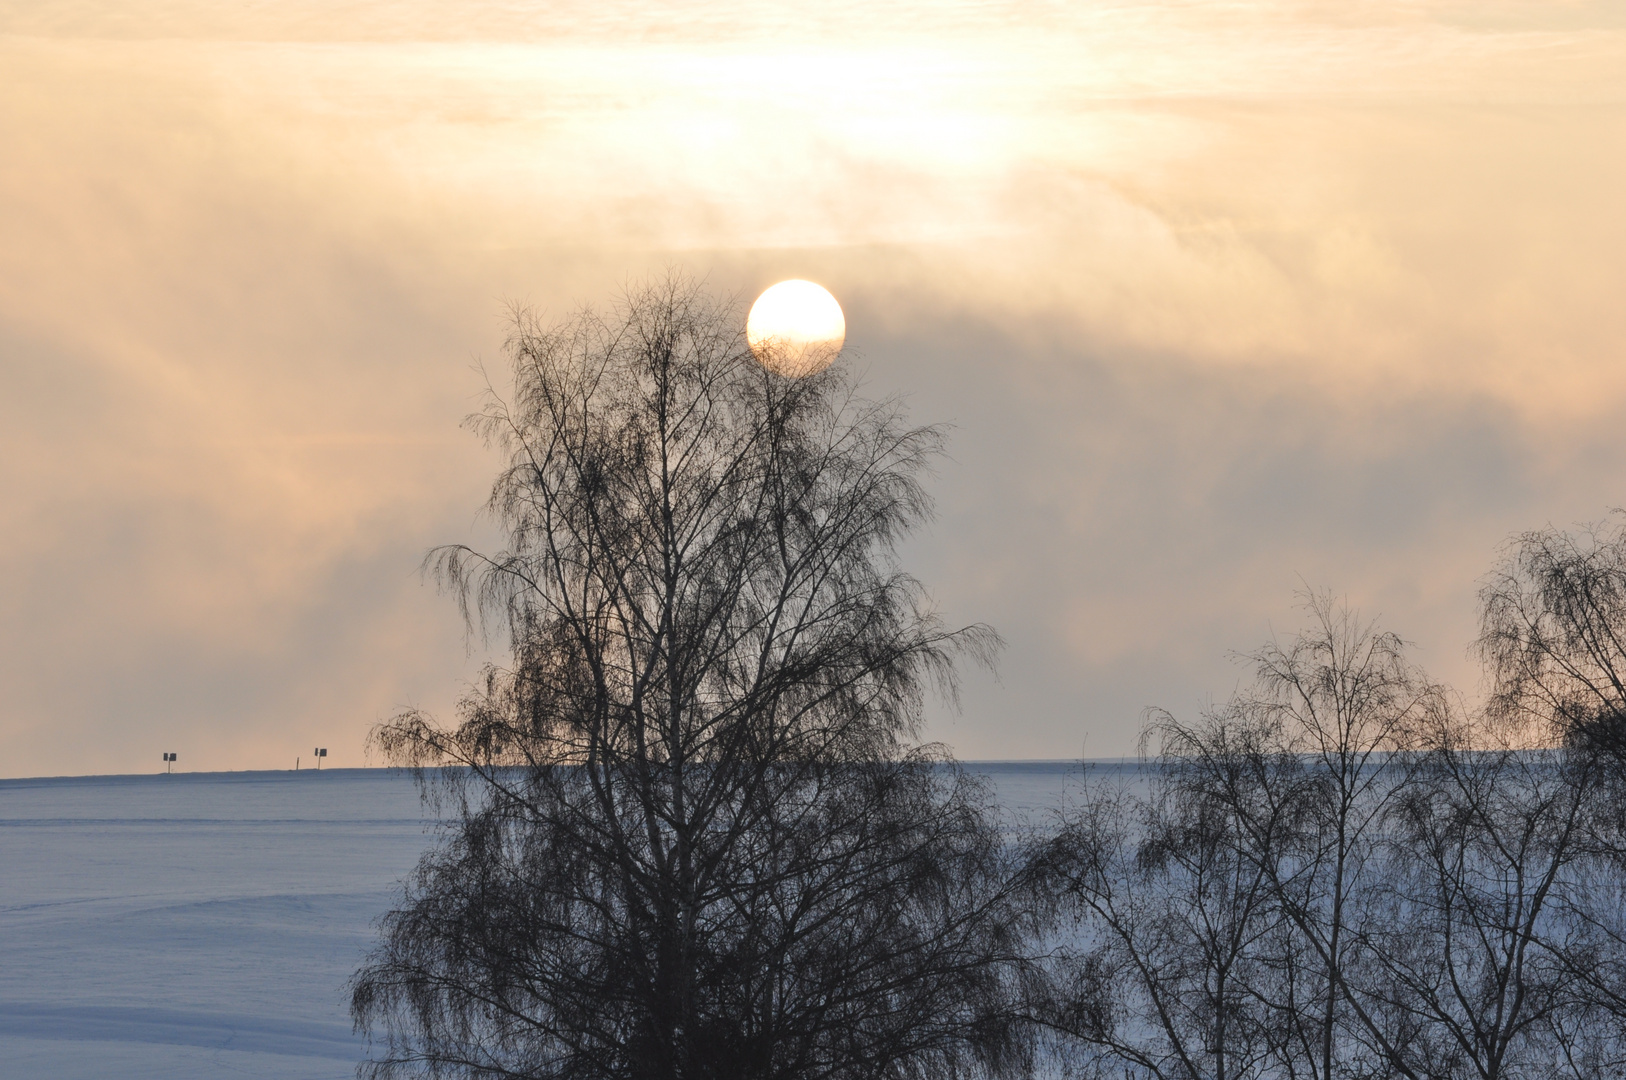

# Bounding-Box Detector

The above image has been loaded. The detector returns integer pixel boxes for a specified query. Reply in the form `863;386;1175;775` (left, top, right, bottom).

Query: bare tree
1034;597;1448;1080
1223;595;1441;1080
1362;713;1603;1080
1468;516;1626;1075
350;276;1029;1080
1033;534;1626;1080
1477;516;1626;744
1030;756;1282;1080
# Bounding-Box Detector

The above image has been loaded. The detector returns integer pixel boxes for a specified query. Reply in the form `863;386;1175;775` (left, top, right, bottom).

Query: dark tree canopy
350;277;1028;1080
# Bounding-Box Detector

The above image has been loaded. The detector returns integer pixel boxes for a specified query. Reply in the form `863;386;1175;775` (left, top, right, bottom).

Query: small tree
1029;757;1283;1080
1477;516;1626;744
350;277;1028;1080
1031;596;1446;1080
1034;587;1626;1080
1365;713;1603;1080
1474;516;1626;1071
1218;595;1439;1080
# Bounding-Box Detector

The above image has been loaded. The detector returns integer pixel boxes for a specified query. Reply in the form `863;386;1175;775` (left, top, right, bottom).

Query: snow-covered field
0;769;427;1078
0;762;1093;1078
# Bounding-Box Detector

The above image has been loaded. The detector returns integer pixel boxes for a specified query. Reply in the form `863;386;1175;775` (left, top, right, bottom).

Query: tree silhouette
350;276;1029;1080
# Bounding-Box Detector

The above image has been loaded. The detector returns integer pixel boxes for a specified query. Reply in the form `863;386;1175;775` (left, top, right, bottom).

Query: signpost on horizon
314;748;327;771
162;752;176;774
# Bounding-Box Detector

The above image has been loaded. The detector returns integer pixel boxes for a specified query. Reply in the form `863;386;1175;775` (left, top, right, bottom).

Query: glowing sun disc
746;280;845;377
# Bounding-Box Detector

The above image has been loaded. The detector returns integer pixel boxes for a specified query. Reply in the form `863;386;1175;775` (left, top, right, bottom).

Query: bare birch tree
1363;714;1604;1080
1472;516;1626;1073
1478;516;1626;745
1029;762;1283;1080
350;276;1029;1080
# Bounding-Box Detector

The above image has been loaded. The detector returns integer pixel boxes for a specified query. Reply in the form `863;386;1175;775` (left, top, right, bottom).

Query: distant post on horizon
162;752;176;774
314;748;327;771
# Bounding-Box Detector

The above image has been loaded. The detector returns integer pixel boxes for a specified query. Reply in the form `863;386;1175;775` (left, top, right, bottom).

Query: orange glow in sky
3;1;1625;774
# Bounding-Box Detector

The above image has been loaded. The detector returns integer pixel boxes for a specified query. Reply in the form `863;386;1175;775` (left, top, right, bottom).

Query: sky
2;1;1624;776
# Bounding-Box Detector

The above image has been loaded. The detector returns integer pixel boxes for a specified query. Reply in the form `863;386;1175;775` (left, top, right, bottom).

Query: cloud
1;2;1623;773
854;313;1621;758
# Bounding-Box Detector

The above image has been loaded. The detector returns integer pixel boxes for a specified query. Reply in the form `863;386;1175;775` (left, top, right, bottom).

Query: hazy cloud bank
1;1;1622;773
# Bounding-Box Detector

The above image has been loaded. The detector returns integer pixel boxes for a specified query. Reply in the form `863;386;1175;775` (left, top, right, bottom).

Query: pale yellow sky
2;1;1624;774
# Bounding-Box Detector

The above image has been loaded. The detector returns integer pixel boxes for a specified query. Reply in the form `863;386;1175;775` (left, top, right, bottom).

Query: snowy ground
0;769;427;1078
0;762;1097;1078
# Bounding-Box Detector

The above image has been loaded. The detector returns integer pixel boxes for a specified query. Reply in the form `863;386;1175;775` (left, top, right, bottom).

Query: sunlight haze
3;0;1624;774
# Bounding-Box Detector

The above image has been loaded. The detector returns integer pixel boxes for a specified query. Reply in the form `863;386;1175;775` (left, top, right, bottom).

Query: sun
746;280;845;377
